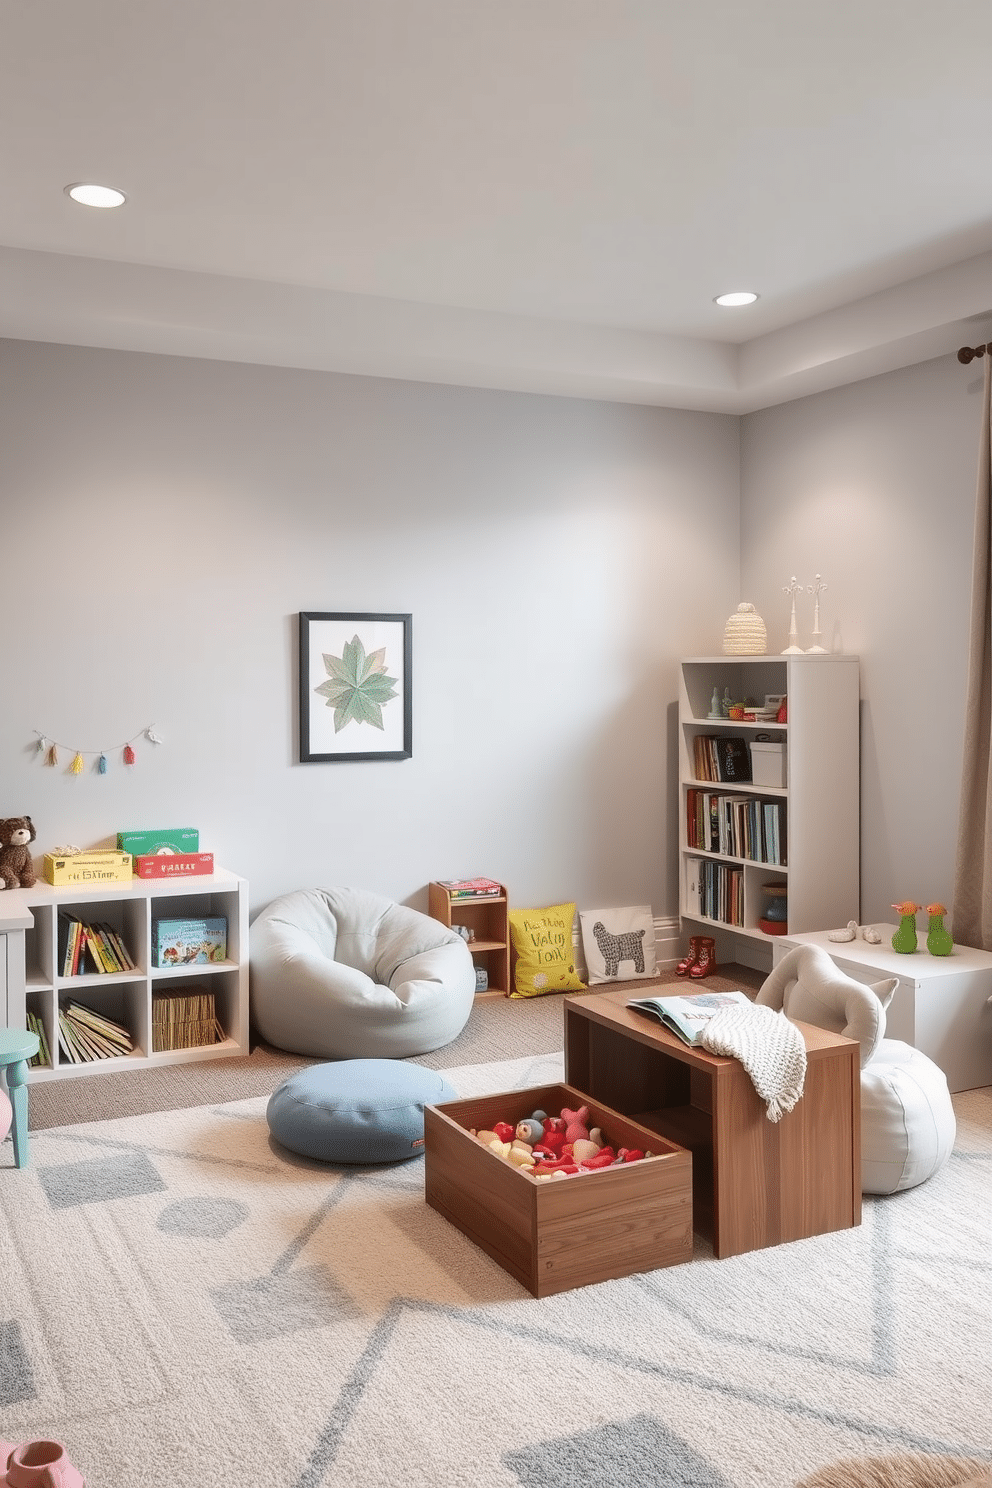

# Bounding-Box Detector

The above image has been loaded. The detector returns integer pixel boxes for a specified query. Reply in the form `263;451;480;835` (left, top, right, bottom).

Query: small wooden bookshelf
428;881;510;999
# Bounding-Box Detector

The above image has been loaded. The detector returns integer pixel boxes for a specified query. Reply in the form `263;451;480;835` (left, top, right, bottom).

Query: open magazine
626;989;754;1046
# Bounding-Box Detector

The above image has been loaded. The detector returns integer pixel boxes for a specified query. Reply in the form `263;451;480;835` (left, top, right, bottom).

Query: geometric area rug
1;1054;990;1488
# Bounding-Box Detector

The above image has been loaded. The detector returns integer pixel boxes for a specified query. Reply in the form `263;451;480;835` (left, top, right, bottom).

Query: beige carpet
26;964;767;1128
3;1057;990;1488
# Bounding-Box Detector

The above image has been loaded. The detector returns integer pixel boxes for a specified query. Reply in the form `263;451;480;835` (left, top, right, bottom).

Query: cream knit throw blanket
700;1003;807;1122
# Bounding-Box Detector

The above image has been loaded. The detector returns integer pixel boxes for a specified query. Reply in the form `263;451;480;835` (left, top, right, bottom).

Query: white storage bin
750;740;786;788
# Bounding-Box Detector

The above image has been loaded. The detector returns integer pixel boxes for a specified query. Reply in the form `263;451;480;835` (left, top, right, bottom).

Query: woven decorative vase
722;602;768;655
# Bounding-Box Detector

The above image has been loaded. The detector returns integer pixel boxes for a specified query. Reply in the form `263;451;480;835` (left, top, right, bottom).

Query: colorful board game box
44;851;133;886
118;828;199;858
134;852;214;879
152;916;227;968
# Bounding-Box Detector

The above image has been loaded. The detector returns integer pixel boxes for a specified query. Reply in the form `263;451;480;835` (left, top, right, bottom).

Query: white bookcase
679;655;860;968
0;868;249;1081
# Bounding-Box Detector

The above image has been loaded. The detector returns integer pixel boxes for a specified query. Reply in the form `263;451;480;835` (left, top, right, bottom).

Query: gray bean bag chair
249;887;476;1059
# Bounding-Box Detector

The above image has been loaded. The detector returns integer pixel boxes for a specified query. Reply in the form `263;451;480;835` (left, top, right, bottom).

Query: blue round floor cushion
265;1059;459;1164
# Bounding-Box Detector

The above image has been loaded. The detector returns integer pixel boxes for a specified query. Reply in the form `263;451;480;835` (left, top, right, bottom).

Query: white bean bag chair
758;944;956;1195
250;887;475;1059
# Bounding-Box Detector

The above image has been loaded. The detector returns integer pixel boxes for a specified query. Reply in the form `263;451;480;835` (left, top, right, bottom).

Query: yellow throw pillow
508;902;586;998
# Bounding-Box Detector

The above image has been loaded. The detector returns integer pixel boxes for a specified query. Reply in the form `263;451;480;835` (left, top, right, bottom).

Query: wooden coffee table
564;987;861;1259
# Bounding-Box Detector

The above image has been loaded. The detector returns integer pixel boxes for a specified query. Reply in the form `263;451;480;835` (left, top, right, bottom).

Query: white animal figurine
827;920;857;942
861;925;883;943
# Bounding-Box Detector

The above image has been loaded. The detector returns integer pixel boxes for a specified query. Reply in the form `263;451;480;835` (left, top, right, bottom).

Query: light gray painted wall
740;352;985;927
0;339;741;920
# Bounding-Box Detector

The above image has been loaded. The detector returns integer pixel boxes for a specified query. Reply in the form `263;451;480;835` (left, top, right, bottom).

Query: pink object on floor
2;1440;85;1488
0;1088;11;1146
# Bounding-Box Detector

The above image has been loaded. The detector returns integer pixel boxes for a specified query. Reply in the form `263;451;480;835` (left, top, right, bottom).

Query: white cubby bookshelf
2;868;249;1081
679;655;860;969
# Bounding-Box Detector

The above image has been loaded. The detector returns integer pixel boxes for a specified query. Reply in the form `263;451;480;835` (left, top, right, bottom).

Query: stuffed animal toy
561;1104;590;1145
0;816;36;890
580;1146;616;1170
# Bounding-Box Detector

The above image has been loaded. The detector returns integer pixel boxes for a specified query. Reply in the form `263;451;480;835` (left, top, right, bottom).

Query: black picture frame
298;612;412;763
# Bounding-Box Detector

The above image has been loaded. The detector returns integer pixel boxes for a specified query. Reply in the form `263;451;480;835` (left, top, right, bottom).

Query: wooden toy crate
424;1081;692;1297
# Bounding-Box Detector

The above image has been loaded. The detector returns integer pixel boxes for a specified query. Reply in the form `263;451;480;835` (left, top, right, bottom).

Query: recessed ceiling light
714;291;758;307
65;182;126;209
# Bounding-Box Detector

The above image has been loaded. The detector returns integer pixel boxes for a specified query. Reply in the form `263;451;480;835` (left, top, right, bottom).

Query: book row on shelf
26;990;223;1067
686;789;787;866
686;861;745;926
152;990;223;1052
58;912;136;977
53;1002;134;1065
691;734;755;785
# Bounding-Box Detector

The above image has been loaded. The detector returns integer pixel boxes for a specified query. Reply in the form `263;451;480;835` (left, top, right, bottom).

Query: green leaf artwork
314;635;400;733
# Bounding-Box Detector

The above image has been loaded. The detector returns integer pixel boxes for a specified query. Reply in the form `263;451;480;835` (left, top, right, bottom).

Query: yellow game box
44;851;133;886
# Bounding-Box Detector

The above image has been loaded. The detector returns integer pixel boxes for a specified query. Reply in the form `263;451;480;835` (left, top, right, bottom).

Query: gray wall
741;352;985;927
0;339;741;919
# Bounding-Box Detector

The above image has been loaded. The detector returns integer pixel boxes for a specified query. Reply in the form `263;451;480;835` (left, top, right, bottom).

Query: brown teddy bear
0;816;37;889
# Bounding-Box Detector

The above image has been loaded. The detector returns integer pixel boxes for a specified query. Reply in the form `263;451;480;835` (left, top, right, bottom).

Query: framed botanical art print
299;612;412;763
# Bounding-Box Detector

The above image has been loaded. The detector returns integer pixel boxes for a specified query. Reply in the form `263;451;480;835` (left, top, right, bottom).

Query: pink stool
1;1438;85;1486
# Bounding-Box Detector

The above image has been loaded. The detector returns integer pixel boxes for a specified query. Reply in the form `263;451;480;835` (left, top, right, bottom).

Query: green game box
117;828;199;858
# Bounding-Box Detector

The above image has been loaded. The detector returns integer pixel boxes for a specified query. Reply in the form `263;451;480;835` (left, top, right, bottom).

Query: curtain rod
958;343;989;364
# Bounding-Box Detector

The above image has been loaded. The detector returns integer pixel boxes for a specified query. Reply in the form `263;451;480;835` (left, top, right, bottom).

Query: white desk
772;925;992;1093
0;895;33;1030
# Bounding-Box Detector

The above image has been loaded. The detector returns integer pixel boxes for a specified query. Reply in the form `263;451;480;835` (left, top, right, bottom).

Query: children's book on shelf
436;878;503;898
26;1010;51;1067
59;913;136;975
152;990;223;1051
691;735;753;785
626;989;754;1046
57;1001;135;1062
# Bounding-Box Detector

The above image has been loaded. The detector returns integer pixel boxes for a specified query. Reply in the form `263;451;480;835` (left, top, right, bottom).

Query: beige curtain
953;354;992;948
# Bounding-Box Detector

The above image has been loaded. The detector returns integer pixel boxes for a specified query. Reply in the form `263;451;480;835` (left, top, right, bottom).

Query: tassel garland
32;726;163;776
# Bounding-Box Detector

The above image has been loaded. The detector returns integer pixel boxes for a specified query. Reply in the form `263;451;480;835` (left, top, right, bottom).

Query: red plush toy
580;1146;616;1170
560;1104;590;1145
492;1122;515;1144
533;1116;567;1159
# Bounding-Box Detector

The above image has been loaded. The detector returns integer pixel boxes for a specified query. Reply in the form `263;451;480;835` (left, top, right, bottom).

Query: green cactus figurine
891;901;921;954
925;902;953;956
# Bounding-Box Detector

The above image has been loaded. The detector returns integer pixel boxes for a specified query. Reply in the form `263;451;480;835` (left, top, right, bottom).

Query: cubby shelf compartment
2;868;249;1081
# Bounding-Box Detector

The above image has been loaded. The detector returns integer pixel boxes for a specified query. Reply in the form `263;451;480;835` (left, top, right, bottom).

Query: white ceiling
4;0;992;412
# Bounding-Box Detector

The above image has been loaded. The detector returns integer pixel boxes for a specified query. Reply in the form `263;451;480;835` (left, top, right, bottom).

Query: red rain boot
675;936;702;977
689;936;717;979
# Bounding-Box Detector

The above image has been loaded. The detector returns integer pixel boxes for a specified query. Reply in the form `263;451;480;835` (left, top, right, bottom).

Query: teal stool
0;1028;40;1168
